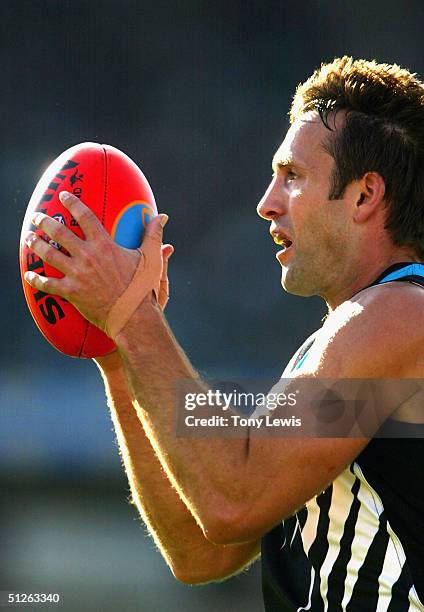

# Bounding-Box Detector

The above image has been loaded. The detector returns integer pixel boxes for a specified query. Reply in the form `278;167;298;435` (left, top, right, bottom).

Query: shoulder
282;329;321;375
354;280;424;320
302;281;424;378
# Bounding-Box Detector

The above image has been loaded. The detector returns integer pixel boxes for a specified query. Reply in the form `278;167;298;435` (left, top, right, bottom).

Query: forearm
95;354;259;582
114;300;255;541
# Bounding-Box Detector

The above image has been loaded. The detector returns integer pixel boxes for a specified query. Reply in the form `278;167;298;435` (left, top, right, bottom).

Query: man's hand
94;242;173;371
23;191;170;334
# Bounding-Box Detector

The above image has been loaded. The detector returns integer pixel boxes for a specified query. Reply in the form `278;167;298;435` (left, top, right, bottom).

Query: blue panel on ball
113;203;154;248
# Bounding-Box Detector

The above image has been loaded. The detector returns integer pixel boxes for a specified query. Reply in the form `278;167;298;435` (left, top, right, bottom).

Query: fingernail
25;271;35;281
159;214;169;228
31;213;44;226
59;191;72;204
24;232;35;247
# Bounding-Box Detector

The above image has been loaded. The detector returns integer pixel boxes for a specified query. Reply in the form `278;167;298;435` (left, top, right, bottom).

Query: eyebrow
272;155;309;173
272;156;294;172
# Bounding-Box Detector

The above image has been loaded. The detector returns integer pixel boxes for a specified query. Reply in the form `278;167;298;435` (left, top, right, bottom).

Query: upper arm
209;284;424;544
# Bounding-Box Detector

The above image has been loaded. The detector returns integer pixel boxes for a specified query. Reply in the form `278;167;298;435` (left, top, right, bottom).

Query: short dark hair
291;56;424;259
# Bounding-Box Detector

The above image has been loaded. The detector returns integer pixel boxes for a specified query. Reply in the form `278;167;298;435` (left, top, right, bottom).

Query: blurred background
2;1;424;610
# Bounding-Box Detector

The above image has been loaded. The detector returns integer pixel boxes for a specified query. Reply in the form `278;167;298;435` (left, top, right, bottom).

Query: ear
353;172;386;223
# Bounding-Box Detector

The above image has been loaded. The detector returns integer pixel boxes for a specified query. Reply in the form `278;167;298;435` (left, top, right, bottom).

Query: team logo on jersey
111;201;156;248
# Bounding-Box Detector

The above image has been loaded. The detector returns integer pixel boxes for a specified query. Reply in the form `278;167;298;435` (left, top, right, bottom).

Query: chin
280;266;316;297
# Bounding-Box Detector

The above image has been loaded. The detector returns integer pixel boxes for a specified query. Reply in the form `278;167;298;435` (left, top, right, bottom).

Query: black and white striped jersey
261;263;424;611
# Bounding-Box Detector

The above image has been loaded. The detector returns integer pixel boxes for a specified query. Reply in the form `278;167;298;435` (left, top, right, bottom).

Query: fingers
59;191;108;242
158;243;174;310
161;244;174;281
24;269;66;298
30;212;82;256
161;245;173;280
158;276;169;310
24;230;73;275
161;243;174;262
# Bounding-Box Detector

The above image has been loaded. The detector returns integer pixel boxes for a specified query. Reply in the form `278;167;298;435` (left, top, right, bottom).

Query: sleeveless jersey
261;263;424;611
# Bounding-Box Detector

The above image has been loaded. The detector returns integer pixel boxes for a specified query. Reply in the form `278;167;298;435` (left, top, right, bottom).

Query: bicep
243;436;368;540
226;293;421;542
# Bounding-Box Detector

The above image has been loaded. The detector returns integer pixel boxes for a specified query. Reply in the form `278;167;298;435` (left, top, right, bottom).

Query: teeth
272;233;292;247
274;237;291;246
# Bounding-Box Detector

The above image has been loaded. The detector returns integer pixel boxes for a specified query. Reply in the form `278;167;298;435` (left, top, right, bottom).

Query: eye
286;170;298;182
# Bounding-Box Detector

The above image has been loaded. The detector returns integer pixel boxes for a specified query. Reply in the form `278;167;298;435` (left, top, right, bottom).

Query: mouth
275;238;293;250
271;229;293;257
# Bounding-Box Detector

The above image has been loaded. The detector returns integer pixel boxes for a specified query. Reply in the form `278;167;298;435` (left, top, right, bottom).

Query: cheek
292;204;333;254
291;197;317;240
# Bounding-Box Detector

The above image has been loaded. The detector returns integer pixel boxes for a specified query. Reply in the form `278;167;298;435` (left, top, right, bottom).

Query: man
24;57;424;610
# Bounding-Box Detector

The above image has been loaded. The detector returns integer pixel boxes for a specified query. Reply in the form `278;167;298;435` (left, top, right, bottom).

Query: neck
323;251;420;311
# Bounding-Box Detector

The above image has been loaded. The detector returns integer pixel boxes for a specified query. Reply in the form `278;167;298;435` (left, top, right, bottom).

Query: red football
19;142;157;358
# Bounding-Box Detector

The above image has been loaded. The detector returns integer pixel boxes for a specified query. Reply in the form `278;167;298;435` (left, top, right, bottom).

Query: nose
256;179;287;221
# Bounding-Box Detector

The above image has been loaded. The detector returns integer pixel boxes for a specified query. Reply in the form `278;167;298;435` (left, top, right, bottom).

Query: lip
270;227;293;247
276;244;294;262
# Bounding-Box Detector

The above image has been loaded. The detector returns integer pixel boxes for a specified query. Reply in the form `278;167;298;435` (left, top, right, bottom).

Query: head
258;57;424;305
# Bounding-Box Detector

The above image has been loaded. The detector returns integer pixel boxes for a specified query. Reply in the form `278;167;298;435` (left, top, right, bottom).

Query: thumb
142;213;169;244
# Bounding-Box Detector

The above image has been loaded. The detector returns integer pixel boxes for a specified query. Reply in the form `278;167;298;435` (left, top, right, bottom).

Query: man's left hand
24;191;169;332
